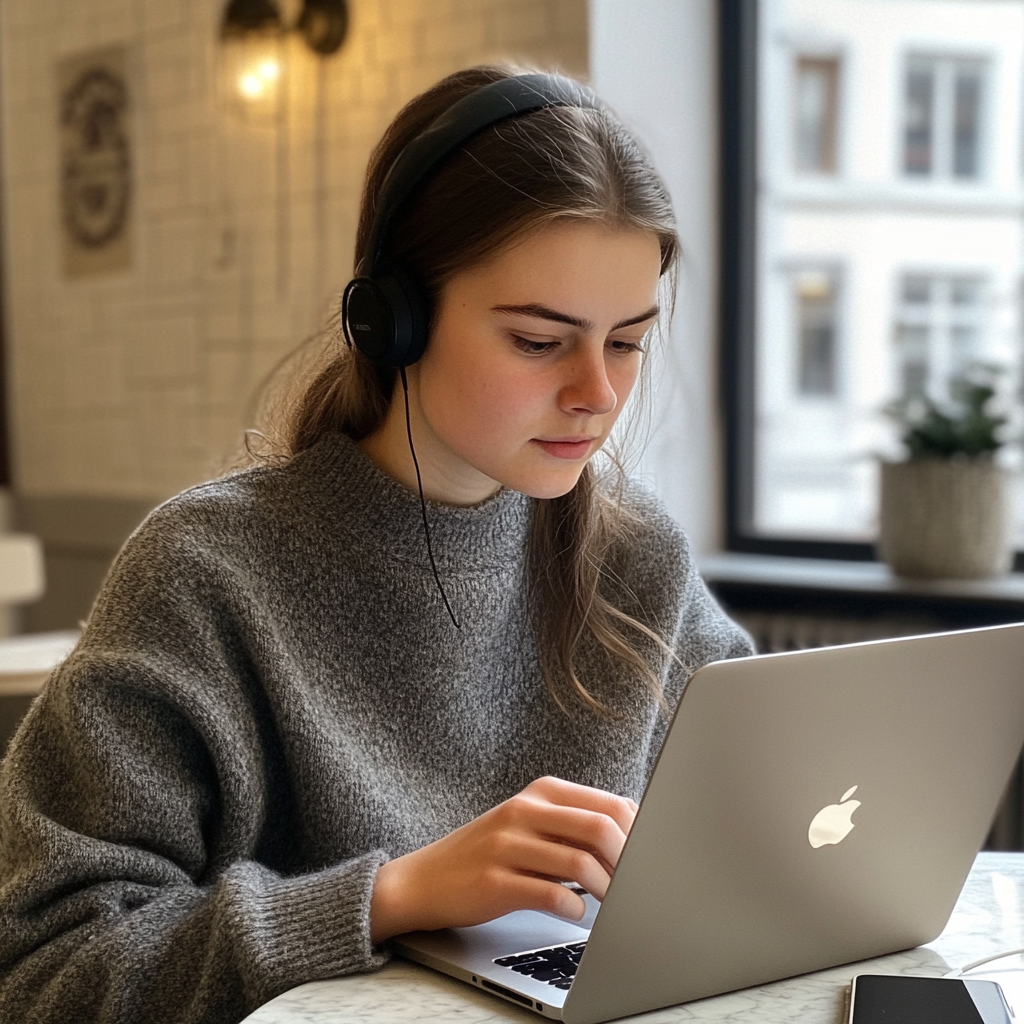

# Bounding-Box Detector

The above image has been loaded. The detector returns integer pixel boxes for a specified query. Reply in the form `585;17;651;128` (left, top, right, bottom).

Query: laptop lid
396;624;1024;1024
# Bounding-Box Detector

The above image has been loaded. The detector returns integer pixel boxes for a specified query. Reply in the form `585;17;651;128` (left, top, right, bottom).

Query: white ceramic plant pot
878;458;1012;579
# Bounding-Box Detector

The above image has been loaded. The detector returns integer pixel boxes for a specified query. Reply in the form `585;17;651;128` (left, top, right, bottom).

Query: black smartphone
849;974;1014;1024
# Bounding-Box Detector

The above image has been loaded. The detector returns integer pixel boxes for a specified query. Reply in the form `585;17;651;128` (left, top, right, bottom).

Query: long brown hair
252;66;680;714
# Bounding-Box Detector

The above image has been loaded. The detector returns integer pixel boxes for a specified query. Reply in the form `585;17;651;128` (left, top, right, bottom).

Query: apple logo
807;786;861;849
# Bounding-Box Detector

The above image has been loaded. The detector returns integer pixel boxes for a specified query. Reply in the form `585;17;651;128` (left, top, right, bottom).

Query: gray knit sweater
0;431;751;1024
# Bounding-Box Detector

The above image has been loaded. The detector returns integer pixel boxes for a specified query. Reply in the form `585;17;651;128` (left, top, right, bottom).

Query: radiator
730;610;940;654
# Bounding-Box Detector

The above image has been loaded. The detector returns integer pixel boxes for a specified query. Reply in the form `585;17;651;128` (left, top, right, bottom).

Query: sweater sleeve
0;504;390;1024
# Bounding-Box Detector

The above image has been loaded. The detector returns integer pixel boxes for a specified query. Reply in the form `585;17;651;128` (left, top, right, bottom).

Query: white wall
590;0;722;554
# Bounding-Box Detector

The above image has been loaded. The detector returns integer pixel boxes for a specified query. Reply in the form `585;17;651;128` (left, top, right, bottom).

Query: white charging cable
944;948;1024;978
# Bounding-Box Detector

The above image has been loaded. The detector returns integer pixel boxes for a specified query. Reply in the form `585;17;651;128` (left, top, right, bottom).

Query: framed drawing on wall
57;45;132;277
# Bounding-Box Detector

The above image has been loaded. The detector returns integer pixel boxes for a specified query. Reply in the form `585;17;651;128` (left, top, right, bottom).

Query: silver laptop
392;623;1024;1024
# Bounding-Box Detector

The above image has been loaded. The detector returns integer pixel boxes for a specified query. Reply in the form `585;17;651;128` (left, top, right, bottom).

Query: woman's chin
510;469;588;501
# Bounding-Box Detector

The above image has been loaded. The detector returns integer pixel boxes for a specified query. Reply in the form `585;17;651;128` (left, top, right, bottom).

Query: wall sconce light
221;0;348;111
295;0;349;55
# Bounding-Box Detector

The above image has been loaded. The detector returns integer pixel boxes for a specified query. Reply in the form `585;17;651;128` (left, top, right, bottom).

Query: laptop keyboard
493;942;587;991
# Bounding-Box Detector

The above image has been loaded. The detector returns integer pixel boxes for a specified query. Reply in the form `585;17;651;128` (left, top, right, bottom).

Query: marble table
242;852;1024;1023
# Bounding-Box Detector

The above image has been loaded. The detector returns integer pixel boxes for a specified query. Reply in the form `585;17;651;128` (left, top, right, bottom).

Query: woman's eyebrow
491;303;660;331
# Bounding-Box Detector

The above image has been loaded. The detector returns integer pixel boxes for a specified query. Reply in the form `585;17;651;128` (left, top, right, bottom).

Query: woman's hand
369;776;638;944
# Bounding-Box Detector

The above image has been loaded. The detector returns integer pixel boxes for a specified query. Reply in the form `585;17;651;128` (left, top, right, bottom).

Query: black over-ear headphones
341;73;600;368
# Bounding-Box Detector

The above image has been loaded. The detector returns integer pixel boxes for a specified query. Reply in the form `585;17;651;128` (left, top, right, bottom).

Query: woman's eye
609;338;645;354
512;335;558;355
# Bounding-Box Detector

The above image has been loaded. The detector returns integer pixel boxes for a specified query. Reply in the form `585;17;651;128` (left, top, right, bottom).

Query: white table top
0;630;79;696
241;851;1024;1023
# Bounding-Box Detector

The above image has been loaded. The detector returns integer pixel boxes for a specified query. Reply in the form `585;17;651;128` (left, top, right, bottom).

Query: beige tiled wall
0;0;586;630
1;0;588;504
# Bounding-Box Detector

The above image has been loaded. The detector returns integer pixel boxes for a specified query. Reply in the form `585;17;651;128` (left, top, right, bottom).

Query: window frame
788;263;844;401
899;53;990;183
718;2;1022;568
793;55;841;175
893;271;989;402
720;0;873;560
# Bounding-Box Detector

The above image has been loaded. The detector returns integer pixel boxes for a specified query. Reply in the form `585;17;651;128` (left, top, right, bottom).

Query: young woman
0;66;751;1023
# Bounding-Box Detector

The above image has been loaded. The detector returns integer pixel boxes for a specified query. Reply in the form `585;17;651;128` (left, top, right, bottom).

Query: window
902;57;987;180
794;57;839;174
894;275;985;401
794;270;839;396
721;0;1023;561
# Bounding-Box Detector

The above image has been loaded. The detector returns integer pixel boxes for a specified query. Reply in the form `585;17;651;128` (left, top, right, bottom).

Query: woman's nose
560;349;617;416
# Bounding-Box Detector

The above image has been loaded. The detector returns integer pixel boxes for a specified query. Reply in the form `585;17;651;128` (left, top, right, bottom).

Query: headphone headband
345;72;600;367
363;73;600;276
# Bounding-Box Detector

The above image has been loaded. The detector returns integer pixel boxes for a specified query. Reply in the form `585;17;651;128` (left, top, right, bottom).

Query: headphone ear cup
342;265;429;368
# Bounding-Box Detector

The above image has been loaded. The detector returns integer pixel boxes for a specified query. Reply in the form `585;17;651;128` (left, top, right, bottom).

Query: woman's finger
496;784;633;872
526;776;639;836
503;872;590;921
518;800;629;876
502;832;614;900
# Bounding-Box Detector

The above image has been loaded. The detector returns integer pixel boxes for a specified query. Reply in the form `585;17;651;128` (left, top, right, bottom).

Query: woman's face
367;219;663;505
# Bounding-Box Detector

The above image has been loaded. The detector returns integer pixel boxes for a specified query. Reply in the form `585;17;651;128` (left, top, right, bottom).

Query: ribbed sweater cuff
247;850;391;1002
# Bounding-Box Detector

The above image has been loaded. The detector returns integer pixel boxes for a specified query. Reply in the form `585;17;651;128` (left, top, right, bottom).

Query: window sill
699;552;1024;631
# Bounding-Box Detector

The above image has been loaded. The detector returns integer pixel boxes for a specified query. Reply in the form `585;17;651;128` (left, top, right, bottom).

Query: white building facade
756;0;1024;542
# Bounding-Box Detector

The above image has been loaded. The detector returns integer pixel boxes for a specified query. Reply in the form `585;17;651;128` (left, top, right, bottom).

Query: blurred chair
0;532;45;627
0;534;79;754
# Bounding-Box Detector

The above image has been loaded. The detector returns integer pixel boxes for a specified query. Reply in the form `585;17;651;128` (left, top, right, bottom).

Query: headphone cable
400;367;461;629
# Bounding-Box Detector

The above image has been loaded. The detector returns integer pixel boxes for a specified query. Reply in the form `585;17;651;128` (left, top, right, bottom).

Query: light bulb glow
257;59;280;82
224;34;283;112
236;58;280;100
238;72;265;99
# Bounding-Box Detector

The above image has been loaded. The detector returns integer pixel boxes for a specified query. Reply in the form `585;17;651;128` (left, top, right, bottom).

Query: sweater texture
0;431;752;1023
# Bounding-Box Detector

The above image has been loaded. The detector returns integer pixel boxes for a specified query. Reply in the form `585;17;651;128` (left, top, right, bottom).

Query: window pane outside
894;275;987;400
954;66;984;177
903;56;986;180
796;270;839;395
904;63;934;174
795;58;839;172
754;0;1024;545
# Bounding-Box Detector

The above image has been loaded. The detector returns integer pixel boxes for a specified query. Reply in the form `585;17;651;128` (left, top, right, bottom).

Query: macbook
392;623;1024;1023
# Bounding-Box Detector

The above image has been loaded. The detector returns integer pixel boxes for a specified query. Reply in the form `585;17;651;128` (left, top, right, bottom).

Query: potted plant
879;366;1013;579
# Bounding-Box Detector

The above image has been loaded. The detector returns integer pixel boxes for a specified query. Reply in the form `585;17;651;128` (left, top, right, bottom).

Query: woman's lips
533;438;596;460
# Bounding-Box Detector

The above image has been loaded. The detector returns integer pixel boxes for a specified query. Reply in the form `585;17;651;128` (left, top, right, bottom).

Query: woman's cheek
471;373;543;430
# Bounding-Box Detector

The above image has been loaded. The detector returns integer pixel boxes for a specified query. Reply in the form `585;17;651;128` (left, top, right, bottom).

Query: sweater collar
300;431;533;570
